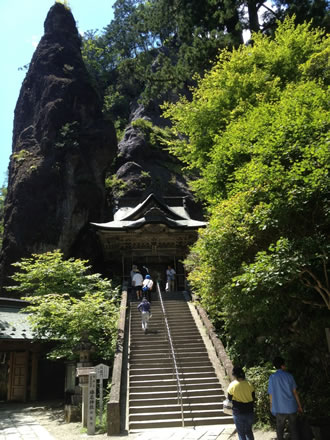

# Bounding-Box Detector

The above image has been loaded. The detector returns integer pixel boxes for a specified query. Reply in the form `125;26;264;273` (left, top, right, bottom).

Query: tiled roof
0;300;34;340
91;193;207;231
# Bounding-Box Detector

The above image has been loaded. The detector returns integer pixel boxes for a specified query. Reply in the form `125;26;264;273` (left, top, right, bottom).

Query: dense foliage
165;18;330;421
82;0;329;132
6;251;120;360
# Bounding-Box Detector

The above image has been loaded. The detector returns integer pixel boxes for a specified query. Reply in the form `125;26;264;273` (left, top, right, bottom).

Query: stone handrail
107;287;128;435
191;293;234;382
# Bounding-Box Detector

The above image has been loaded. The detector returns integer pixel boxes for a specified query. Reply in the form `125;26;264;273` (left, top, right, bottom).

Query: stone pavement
0;408;55;440
118;425;237;440
111;425;277;440
0;402;277;440
0;407;277;440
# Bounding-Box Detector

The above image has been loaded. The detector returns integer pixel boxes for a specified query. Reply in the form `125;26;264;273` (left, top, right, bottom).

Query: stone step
130;323;198;330
129;388;223;400
131;348;208;355
131;335;203;343
132;340;204;347
129;408;224;422
131;323;193;328
130;345;206;355
131;316;194;322
130;332;201;338
129;339;201;346
130;340;204;349
129;354;211;364
129;361;213;371
130;366;215;375
130;372;216;380
130;357;212;365
131;329;200;335
129;415;233;430
130;355;209;364
131;344;208;352
131;307;190;313
131;302;187;306
130;381;221;393
131;315;195;321
130;324;199;331
130;331;202;339
130;375;219;384
131;310;192;316
131;344;207;352
130;402;223;414
129;393;225;407
130;373;218;383
130;336;202;344
129;369;218;385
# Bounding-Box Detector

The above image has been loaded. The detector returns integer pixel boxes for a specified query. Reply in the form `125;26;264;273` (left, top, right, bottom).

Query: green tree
164;18;328;171
82;0;246;128
82;0;329;133
264;0;330;32
165;18;330;420
6;251;120;360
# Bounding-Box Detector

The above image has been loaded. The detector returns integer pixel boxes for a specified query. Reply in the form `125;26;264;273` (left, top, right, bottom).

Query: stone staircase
128;292;232;430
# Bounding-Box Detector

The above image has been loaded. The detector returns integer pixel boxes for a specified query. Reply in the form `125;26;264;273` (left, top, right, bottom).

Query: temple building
91;193;206;289
0;298;64;402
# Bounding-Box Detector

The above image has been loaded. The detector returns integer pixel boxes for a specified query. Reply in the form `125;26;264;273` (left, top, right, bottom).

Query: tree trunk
247;0;260;33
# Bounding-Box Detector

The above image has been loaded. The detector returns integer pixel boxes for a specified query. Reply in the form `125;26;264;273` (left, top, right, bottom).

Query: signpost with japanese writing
95;363;109;425
77;364;109;435
87;372;97;435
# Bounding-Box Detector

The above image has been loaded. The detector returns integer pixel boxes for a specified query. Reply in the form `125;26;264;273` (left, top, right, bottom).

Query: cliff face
112;103;202;218
0;3;117;289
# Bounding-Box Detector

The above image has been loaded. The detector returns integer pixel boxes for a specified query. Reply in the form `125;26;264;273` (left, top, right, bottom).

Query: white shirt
142;279;154;290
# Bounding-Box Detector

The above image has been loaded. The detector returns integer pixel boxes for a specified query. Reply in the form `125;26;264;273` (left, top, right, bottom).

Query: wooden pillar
122;255;125;284
30;352;39;401
173;256;177;291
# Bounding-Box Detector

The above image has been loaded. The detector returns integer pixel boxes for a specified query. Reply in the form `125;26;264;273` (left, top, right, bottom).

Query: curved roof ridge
119;193;185;221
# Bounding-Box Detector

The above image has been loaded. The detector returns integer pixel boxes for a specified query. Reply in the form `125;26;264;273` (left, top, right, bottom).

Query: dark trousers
144;289;151;302
134;286;142;299
276;413;299;440
233;412;254;440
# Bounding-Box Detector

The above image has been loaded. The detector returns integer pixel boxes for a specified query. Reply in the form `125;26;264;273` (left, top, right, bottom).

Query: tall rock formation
0;3;117;291
112;102;203;219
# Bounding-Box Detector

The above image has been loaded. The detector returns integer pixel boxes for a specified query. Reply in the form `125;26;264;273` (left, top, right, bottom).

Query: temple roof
91;193;206;231
0;298;33;340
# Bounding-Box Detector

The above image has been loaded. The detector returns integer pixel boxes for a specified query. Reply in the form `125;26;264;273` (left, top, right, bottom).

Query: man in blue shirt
268;356;303;440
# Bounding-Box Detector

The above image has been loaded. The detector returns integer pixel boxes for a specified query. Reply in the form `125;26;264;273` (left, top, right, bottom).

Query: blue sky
0;0;115;186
